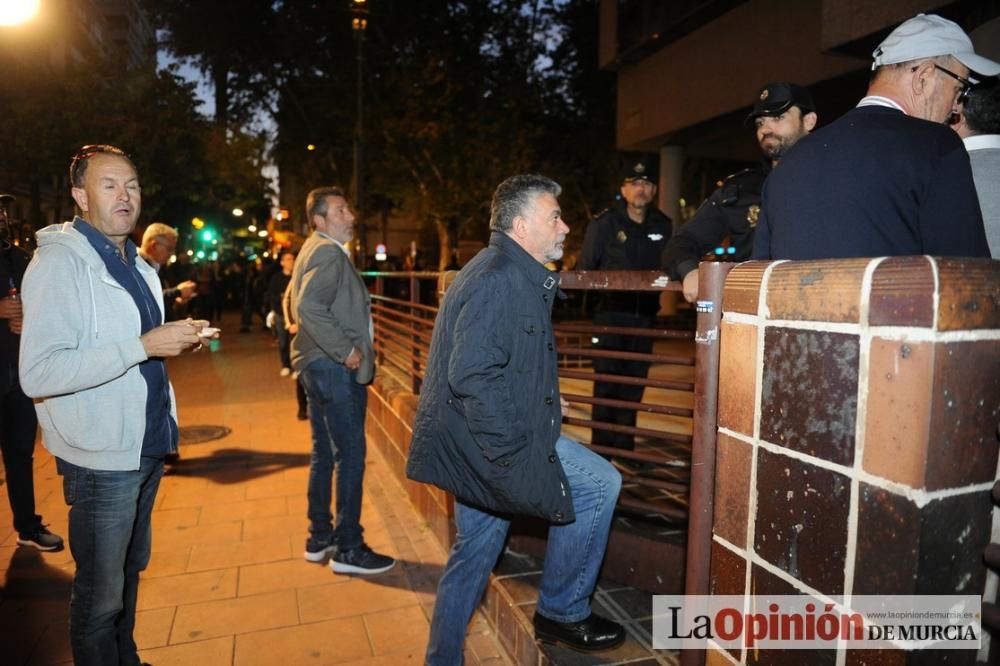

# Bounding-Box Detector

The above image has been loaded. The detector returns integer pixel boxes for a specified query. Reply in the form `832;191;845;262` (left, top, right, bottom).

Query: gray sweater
19;222;176;471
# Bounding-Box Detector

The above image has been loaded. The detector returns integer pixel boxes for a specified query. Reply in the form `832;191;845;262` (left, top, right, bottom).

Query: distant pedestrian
266;251;296;376
139;222;196;321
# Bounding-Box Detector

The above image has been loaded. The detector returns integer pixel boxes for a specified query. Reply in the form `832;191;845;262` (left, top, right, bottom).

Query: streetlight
0;0;40;26
232;207;244;217
351;0;368;268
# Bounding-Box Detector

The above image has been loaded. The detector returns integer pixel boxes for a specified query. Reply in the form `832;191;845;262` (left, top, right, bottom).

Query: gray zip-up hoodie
19;221;177;471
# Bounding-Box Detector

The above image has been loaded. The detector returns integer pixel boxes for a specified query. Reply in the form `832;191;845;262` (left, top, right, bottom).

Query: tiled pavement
0;313;680;665
0;314;509;665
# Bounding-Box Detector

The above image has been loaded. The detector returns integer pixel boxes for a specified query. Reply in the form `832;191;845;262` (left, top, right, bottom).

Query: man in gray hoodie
19;145;209;666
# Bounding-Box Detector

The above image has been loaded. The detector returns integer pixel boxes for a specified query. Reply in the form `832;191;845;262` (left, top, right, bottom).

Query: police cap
744;83;815;127
621;159;657;183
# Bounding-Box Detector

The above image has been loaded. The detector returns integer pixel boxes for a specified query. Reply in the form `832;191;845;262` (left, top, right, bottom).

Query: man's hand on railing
682;271;699;303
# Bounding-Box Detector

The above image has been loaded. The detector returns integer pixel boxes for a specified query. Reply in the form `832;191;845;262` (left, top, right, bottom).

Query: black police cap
744;83;815;127
621;160;657;183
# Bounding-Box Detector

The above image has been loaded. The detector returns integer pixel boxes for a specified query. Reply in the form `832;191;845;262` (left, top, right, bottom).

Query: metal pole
681;261;733;666
352;3;368;269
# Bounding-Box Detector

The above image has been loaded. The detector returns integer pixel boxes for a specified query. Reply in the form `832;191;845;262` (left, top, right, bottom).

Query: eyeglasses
933;64;975;104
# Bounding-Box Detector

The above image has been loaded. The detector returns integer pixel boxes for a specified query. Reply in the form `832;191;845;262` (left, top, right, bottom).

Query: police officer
577;159;672;452
663;83;817;302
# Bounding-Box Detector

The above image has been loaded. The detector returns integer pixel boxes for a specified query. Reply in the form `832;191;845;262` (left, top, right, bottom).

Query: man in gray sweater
285;186;394;575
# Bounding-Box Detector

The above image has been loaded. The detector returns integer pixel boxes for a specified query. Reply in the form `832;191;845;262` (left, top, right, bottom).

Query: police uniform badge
747;204;760;228
633;162;646;175
760;89;769;101
616;230;627;243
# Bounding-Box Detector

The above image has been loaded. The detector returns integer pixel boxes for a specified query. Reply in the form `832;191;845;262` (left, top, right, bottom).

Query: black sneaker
17;526;65;552
303;538;335;563
330;544;395;575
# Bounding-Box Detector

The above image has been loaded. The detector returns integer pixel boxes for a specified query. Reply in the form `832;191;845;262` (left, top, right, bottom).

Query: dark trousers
299;358;368;551
275;313;291;369
0;362;41;535
590;312;654;451
59;456;164;666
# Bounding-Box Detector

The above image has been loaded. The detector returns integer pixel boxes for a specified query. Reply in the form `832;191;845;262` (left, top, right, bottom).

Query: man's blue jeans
425;436;622;665
300;357;368;551
58;456;164;666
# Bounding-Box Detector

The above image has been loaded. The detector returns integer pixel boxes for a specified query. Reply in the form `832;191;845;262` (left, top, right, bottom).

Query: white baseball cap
872;13;1000;78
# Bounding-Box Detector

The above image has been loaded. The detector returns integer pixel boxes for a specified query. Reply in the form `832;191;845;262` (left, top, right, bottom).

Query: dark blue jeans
425;436;622;665
58;456;164;666
300;358;368;551
0;363;42;535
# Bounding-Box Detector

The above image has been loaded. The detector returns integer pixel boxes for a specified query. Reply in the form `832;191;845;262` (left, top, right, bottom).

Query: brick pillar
708;257;1000;664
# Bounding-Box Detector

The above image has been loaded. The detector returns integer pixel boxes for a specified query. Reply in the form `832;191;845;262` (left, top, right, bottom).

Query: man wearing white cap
753;14;996;260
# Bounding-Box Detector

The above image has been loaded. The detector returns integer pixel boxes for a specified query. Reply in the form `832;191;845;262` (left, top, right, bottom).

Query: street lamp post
351;0;368;268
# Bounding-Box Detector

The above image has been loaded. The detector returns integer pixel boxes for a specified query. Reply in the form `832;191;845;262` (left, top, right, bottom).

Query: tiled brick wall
709;257;1000;664
367;374;455;549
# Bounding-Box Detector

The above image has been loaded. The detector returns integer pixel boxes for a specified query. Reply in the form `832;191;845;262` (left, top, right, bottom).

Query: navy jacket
753;105;989;260
663;164;767;280
406;232;574;522
578;203;672;316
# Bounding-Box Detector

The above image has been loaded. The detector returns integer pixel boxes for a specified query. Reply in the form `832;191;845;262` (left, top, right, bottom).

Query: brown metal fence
364;266;731;530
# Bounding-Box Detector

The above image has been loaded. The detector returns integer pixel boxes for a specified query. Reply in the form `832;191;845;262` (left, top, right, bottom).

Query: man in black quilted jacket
408;174;624;664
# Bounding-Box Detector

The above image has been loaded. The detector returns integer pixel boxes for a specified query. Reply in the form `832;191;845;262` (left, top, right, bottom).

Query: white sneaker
280;367;291;377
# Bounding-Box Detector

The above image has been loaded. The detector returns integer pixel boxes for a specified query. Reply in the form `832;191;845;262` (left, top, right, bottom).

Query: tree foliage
155;0;618;268
0;57;270;231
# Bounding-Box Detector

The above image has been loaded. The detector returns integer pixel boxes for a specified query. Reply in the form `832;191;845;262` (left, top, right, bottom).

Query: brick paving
0;313;509;665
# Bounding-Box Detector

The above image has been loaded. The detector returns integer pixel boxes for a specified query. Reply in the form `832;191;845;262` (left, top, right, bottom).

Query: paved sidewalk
0;313;509;665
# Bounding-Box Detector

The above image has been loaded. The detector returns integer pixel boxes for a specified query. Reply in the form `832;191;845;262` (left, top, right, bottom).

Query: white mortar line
753;438;994;505
718;427;754;446
726;314;1000;342
740;260;781;664
706;638;742;665
754;319;861;334
865;328;1000;342
838;257;884;665
713;533;747;557
930;256;940;334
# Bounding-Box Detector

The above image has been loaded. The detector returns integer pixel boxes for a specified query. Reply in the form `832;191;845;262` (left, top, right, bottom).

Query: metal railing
364;265;731;535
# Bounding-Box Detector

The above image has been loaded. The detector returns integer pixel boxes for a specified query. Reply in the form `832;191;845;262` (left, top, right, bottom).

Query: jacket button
554;511;564;521
544;396;553;405
547;342;554;351
548;454;557;463
528;325;535;333
446;399;452;404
